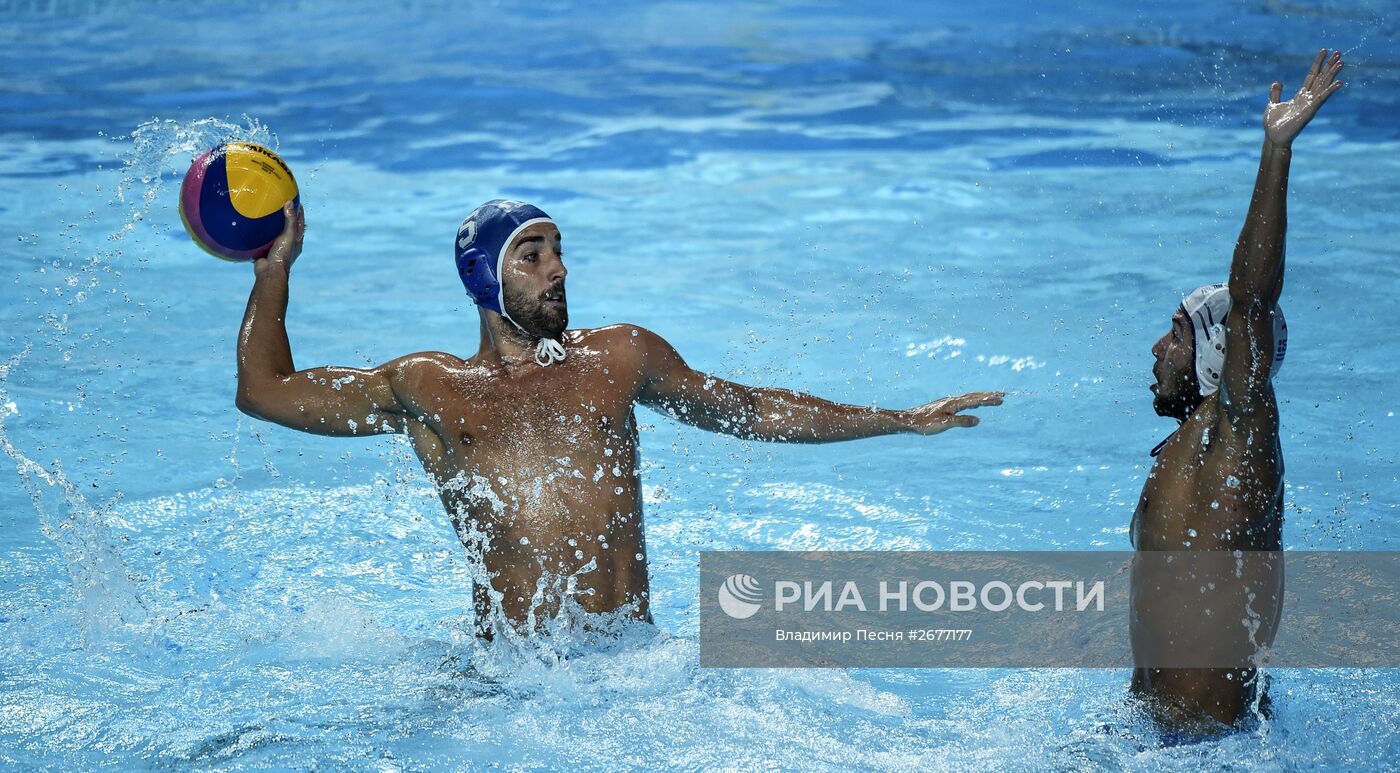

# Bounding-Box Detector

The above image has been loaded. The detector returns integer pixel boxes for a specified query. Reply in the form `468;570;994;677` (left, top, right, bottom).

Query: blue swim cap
454;199;555;316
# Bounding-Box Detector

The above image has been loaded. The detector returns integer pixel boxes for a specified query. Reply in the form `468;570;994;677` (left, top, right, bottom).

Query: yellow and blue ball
179;142;299;261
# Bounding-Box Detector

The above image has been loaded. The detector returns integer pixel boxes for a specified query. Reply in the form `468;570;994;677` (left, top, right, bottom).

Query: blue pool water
3;1;1399;769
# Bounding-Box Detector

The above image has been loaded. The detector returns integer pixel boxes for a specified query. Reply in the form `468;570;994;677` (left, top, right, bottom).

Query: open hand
1265;49;1344;147
903;391;1005;435
256;200;305;277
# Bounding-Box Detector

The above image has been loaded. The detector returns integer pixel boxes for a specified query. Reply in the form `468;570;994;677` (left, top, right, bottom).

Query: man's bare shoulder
572;323;664;345
383;351;471;390
570;324;671;359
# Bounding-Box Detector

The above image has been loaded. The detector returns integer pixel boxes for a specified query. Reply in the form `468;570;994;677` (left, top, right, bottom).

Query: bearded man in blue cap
234;198;1002;634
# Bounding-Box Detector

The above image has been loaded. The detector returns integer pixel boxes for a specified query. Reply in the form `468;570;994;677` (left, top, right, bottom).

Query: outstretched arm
630;326;1002;442
235;202;412;436
1220;49;1343;421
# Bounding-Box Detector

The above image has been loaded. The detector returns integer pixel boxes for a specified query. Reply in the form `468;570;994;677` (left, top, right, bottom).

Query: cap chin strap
533;336;566;367
500;307;566;367
1149;425;1179;457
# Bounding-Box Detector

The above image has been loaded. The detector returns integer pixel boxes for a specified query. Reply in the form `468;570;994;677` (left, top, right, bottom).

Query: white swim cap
1180;283;1287;396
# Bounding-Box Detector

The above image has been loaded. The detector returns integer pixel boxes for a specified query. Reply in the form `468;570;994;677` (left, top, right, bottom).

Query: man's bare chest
417;361;640;466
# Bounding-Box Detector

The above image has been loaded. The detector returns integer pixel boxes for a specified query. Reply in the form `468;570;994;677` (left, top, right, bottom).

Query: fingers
947;390;1006;412
910;391;1004;434
908;391;1004;434
279;200;305;244
1312;54;1345;109
273;206;292;244
917;412;980;435
1302;49;1344;96
1315;50;1342;89
1269;81;1282;104
280;201;297;235
1322;50;1344;88
265;201;304;266
1303;48;1326;91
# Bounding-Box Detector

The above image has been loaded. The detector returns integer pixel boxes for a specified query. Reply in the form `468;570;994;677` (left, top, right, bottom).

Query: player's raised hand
1265;48;1344;147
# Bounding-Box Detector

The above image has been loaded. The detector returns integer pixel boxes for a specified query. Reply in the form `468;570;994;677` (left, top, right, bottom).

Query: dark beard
1153;391;1196;421
1152;377;1202;421
502;283;567;340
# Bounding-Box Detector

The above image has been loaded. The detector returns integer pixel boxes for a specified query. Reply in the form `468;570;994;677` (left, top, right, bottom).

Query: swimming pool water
2;1;1399;769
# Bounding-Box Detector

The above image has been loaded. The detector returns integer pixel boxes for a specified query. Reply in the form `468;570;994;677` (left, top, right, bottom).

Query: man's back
1130;394;1285;728
1131;394;1283;554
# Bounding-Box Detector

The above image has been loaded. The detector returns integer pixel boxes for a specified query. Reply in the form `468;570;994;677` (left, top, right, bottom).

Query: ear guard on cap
1181;283;1287;396
455;199;553;315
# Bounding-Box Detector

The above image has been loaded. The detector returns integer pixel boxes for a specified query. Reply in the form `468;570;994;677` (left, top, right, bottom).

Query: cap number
457;218;478;250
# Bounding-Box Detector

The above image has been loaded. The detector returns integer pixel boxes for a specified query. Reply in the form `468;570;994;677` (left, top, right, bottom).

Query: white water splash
0;116;276;641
